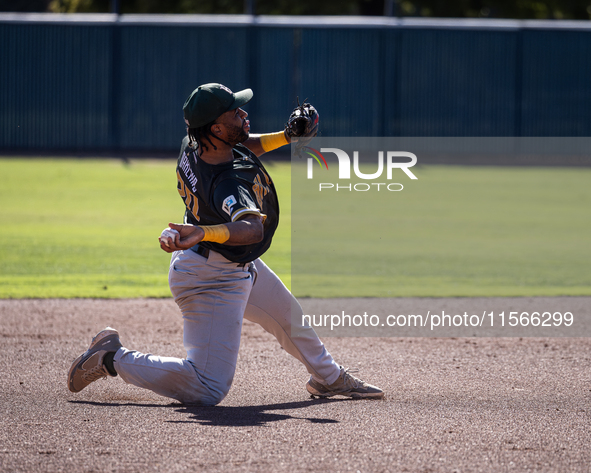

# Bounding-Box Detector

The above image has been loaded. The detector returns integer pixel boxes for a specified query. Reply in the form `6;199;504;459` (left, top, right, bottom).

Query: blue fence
1;14;590;152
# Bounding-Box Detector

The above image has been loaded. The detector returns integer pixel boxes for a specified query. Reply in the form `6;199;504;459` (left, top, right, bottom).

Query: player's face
216;108;250;145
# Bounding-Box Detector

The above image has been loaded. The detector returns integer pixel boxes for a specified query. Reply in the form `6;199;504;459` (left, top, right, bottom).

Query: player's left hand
285;101;319;140
284;100;319;158
159;223;204;253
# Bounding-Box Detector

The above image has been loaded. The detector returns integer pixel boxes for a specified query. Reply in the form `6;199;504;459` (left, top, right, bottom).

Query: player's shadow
172;398;343;426
69;398;344;427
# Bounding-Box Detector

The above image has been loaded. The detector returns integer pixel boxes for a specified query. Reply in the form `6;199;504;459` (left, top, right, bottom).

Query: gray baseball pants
113;248;341;405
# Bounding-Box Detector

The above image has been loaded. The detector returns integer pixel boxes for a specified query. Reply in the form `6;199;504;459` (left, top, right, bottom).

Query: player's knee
182;387;228;407
203;390;227;406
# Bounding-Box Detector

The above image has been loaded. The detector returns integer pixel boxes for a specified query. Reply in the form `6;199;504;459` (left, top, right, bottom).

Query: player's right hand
158;223;204;253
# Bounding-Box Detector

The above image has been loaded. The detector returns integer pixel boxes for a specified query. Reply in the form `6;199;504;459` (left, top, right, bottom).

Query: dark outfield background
1;14;591;156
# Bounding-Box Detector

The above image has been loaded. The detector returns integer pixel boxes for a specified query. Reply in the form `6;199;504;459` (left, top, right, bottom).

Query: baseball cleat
306;366;384;399
68;327;122;393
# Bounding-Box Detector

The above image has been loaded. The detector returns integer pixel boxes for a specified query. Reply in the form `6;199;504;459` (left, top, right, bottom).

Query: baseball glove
285;99;319;157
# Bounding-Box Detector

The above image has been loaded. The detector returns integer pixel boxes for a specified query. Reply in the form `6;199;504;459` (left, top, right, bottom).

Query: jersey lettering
177;170;200;221
179;152;199;192
261;169;272;187
252;173;270;209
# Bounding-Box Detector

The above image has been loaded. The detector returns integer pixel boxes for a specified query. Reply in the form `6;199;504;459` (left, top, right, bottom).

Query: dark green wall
1;17;590;151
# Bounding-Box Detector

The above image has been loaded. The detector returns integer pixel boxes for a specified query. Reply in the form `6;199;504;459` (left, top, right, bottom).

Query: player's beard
225;122;249;146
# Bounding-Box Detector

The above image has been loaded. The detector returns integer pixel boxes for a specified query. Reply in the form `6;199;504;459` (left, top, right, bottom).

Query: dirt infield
1;298;590;473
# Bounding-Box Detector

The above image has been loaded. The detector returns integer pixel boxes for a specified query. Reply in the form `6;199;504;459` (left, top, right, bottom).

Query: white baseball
160;228;179;247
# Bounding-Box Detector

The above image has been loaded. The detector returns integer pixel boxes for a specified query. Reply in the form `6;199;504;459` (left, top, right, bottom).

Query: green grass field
1;158;589;298
292;163;591;297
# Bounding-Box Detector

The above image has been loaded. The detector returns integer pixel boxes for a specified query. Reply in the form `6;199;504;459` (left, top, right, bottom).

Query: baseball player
68;83;383;405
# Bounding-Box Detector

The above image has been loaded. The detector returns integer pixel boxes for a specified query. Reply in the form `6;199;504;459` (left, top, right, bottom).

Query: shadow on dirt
68;398;345;427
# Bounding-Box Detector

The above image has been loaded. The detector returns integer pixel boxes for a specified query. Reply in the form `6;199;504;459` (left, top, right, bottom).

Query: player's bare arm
159;214;264;253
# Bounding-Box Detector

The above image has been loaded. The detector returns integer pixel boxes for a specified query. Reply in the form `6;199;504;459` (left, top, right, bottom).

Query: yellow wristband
260;131;289;152
200;224;230;244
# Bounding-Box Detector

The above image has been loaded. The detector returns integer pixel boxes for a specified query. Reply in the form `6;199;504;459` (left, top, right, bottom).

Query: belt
191;244;210;259
190;244;248;268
